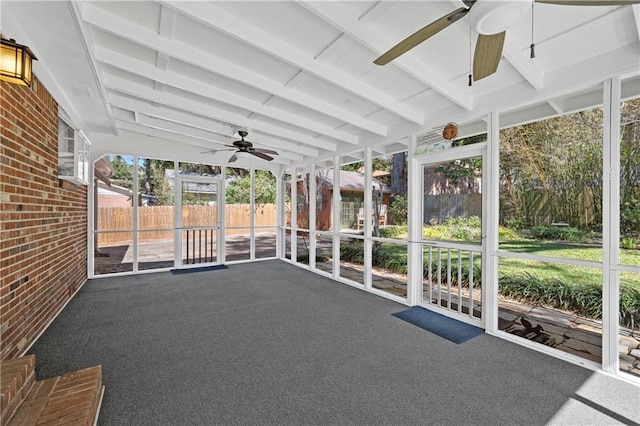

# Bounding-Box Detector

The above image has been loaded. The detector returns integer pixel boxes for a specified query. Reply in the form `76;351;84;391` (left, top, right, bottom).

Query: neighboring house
94;156;154;207
97;182;135;207
310;170;392;231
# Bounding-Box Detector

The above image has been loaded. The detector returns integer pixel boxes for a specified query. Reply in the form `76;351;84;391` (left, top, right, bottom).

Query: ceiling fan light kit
469;0;531;35
234;151;252;160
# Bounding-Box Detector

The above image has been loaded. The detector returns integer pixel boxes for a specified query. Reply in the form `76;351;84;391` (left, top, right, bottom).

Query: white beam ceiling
94;46;355;146
163;1;425;125
5;0;638;169
82;3;386;138
102;75;328;155
298;0;475;111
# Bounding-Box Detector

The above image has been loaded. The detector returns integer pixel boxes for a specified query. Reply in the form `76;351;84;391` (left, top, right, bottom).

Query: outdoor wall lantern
0;37;37;87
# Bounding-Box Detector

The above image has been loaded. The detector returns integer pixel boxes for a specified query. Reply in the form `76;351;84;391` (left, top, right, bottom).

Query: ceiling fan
201;131;278;162
374;0;640;83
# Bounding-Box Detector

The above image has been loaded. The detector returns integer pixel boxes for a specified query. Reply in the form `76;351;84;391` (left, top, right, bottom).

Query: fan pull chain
468;24;473;87
530;1;536;59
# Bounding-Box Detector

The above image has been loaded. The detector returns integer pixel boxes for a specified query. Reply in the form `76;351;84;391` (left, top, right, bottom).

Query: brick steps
1;355;36;423
1;356;103;426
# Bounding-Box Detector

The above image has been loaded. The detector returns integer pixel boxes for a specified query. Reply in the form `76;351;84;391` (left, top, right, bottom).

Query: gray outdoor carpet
29;260;639;425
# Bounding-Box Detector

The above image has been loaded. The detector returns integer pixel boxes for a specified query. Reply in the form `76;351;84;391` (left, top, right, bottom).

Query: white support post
291;167;298;263
407;134;421;306
220;166;227;263
250;168;255;261
276;169;284;259
87;152;96;279
485;112;500;333
602;77;621;373
173;160;180;268
333;156;341;278
364;147;373;289
309;163;317;270
132;156;139;273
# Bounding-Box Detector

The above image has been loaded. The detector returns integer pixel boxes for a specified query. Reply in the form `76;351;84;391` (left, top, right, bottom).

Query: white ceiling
2;1;640;170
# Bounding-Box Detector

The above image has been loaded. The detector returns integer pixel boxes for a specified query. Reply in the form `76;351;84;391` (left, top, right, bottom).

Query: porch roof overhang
1;1;639;171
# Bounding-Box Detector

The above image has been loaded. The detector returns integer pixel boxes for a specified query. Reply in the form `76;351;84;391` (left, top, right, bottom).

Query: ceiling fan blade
228;153;238;163
253;148;279;155
535;0;640;5
200;148;235;154
473;32;506;82
374;7;470;66
249;151;274;161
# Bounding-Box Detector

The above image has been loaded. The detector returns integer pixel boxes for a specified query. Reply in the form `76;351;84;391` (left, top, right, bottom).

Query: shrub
379;225;407;239
499;272;640;329
389;196;408;225
423;216;482;241
444;216;481;228
621;237;638;250
498;227;519;240
451;227;471;240
528;225;592;243
339;240;364;264
505;218;527;230
621;196;640;233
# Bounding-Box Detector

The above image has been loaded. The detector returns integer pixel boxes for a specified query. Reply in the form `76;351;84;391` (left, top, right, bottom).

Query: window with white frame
58;117;90;185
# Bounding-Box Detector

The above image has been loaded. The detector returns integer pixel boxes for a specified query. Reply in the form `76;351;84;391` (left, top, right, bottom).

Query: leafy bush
528;225;592;243
498;227;519;240
621;237;638;250
339;240;364;264
389;196;408;225
621;196;640;233
423;225;453;240
378;225;407;239
444;216;481;228
423;216;482;241
499;272;640;329
451;228;471;240
373;249;408;275
339;242;408;274
505;218;527;230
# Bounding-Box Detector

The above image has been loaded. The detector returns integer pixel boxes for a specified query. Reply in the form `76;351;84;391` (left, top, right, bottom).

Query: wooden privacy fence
97;204;277;245
424;194;482;224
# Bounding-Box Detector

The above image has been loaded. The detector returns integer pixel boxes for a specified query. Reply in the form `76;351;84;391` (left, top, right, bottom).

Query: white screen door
418;144;487;326
175;176;223;268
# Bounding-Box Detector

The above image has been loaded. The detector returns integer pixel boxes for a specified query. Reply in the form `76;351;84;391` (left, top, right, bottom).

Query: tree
225;170;276;204
108;155;133;189
391;152;407;196
498;108;604;229
620;99;640;234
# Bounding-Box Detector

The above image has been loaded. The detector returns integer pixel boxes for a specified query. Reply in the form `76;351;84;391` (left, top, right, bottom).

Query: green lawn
374;229;640;283
499;240;640;287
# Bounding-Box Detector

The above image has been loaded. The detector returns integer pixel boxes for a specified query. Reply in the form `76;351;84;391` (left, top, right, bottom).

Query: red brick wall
0;77;88;360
